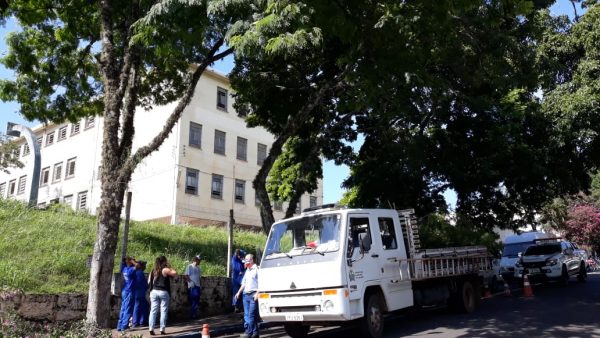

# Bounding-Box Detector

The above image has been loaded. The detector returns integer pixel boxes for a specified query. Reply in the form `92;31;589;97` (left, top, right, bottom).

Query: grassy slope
0;199;266;293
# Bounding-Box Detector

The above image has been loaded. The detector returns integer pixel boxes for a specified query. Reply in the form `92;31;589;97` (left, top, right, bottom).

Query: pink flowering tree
565;204;600;251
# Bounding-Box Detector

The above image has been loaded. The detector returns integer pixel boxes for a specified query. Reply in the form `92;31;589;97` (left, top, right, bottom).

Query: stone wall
0;275;232;324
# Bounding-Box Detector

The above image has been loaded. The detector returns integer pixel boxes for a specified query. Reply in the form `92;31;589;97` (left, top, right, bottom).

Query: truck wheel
284;323;310;338
359;293;384;338
457;280;477;313
578;262;587;282
559;265;569;287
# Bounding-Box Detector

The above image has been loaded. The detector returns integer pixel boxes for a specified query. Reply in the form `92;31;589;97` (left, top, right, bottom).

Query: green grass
0;198;266;294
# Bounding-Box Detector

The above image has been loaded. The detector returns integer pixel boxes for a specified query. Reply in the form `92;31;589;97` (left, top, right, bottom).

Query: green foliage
0;199;265;294
0;309;116;338
0;134;23;174
419;213;502;256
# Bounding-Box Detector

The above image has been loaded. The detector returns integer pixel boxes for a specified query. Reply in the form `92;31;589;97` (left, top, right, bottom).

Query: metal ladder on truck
398;209;420;258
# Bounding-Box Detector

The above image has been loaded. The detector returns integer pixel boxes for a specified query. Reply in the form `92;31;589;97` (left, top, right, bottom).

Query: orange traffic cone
503;280;511;297
483;282;492;299
523;274;534;298
201;324;211;338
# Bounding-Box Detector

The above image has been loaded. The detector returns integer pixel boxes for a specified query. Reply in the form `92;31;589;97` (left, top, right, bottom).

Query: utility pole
120;191;133;262
226;209;235;278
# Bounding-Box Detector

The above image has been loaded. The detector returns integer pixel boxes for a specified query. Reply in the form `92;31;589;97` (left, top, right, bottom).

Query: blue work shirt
121;263;136;293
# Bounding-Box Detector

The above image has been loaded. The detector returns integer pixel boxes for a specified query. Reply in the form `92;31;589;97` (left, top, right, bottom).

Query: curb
175;321;280;338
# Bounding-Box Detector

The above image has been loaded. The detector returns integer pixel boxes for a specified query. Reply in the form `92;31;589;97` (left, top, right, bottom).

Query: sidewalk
112;312;279;338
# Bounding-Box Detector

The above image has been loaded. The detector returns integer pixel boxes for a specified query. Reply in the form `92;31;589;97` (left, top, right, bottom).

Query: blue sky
0;1;580;204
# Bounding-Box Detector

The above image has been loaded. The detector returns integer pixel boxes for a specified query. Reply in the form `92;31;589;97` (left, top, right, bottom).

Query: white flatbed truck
257;206;492;338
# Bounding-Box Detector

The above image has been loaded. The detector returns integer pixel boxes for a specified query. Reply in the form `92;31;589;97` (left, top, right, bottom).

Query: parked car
515;240;587;286
498;232;551;283
572;243;589;268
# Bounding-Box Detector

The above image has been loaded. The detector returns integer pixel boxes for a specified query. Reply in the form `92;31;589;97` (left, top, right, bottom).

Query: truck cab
258;208;414;323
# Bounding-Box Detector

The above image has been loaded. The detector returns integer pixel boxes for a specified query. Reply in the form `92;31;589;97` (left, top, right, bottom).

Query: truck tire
456;280;477;313
284;323;310;338
359;293;384;338
578;262;587;282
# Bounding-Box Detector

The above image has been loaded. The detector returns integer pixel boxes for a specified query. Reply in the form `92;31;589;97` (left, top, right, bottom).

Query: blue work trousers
188;286;201;318
133;295;149;326
117;290;134;330
243;292;259;336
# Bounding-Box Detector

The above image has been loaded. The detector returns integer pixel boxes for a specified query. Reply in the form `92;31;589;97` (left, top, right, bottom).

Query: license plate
528;268;540;273
285;313;304;321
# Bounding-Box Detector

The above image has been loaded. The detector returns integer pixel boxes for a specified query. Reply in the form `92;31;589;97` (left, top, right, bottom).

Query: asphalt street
218;272;600;338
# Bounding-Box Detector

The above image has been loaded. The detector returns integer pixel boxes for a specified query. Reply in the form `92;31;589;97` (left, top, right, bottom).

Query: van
498;231;550;282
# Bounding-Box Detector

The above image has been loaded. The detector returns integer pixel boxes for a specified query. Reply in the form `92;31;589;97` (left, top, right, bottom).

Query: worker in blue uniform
117;256;137;332
132;260;149;327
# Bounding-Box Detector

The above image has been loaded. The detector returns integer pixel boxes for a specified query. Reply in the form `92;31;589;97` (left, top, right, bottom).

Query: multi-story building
0;69;323;227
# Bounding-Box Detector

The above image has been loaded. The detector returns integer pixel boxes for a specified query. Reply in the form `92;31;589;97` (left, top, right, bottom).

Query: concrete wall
0;275;232;324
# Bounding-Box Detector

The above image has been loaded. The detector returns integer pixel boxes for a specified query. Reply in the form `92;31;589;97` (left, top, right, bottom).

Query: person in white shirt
234;254;259;338
184;255;202;319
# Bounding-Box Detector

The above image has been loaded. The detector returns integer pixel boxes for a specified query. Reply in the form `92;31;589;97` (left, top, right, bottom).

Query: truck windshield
524;244;561;256
264;213;341;259
502;243;532;258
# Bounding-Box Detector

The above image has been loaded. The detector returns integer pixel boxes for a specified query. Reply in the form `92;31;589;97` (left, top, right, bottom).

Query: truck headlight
323;300;334;312
259;303;268;312
546;258;558;266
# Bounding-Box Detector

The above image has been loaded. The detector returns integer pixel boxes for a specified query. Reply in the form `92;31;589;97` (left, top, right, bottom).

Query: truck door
374;215;413;311
346;214;381;302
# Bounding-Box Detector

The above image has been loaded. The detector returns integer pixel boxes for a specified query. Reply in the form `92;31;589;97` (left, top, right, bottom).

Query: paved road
220;272;600;338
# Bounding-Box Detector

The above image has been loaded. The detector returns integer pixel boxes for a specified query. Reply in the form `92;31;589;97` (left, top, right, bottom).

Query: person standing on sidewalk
184;255;202;319
132;260;149;328
231;249;246;312
117;256;137;332
148;255;177;335
234;253;259;338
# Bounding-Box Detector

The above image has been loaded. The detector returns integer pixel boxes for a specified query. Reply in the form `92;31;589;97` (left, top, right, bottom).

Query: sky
0;1;580;205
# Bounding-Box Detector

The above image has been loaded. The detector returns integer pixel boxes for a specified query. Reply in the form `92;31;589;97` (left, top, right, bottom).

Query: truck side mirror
358;232;371;253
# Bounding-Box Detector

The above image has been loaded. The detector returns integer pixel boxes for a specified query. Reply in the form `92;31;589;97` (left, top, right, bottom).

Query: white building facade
0;70;323;228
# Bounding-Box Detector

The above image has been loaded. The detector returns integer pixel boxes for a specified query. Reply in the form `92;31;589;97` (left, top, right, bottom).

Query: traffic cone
523;274;534;298
483;282;492;299
503;280;511;297
201;324;211;338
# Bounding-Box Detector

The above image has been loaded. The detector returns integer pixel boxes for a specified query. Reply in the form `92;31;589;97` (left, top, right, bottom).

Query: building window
8;180;16;196
17;175;26;195
257;143;267;165
84;116;95;129
66;157;76;179
0;182;6;198
58;126;68;141
274;200;282;211
53;162;63;182
217;87;228;111
189;122;202;148
77;191;87;210
71;122;81;135
22;143;30;157
63;194;73;208
185;168;199;195
214;130;226;155
237;137;247;161
211;174;223;199
40;167;50;186
310;196;317;208
46;132;55;146
36;137;42;148
235;179;245;203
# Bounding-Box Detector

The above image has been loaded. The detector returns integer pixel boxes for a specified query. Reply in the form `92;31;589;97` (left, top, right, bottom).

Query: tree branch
119;37;226;181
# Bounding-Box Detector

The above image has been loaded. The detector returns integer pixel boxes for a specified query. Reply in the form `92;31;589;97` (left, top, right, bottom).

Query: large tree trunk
86;4;229;322
253;81;345;233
